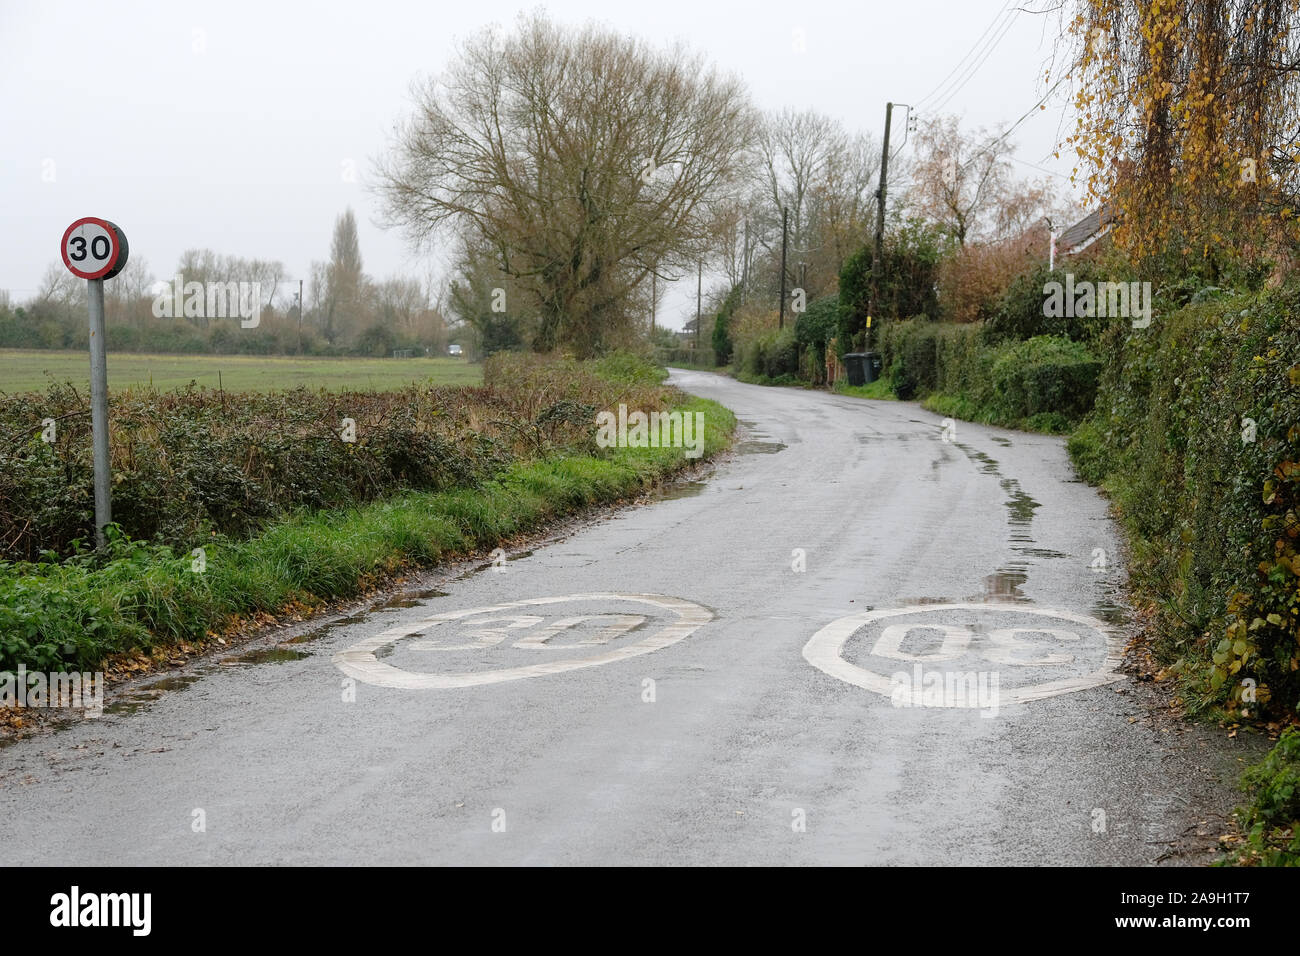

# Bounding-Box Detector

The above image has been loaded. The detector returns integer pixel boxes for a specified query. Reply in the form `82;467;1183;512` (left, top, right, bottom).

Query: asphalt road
0;370;1246;865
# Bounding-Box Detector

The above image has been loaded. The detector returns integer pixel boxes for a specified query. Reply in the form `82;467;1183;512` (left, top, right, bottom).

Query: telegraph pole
695;260;702;349
874;102;893;271
741;219;749;306
871;102;894;350
651;271;656;335
778;205;788;330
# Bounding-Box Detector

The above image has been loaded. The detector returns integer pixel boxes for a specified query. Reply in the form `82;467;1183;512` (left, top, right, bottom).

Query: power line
957;73;1070;173
915;0;1017;112
925;6;1023;116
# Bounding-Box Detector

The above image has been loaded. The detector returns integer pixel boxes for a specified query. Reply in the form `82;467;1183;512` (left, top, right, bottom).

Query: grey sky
0;0;1082;330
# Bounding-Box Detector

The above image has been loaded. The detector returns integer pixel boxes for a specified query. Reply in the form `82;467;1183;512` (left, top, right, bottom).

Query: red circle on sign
61;217;122;280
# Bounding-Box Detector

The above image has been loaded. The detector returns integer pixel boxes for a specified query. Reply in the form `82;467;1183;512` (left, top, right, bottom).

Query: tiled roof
1058;205;1117;254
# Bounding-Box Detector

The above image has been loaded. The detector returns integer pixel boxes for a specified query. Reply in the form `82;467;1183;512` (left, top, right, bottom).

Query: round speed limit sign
60;217;129;280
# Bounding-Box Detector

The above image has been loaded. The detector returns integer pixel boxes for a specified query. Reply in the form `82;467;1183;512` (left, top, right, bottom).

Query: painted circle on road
802;603;1125;705
333;592;712;689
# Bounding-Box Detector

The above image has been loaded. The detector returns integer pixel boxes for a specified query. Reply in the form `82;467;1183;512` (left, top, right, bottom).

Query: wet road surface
0;370;1245;864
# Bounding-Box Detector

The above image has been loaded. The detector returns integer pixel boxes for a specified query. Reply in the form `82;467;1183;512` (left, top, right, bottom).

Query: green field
0;349;481;393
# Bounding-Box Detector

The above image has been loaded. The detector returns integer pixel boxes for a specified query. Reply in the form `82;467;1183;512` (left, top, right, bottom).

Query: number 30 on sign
61;217;129;280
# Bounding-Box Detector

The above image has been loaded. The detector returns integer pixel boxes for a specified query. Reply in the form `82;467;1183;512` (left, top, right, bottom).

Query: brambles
0;352;672;563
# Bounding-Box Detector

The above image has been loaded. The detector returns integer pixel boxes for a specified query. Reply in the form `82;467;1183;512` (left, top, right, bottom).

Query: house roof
1058;205;1117;255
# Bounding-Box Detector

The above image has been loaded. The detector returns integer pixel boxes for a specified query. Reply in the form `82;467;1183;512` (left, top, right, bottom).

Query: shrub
734;323;800;382
876;320;1100;428
1068;283;1300;720
838;218;945;347
937;227;1046;324
794;295;842;384
987;336;1101;423
1231;727;1300;866
711;285;741;366
1;371;668;561
984;260;1117;344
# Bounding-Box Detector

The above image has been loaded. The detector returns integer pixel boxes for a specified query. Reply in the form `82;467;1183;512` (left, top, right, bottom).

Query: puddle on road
1091;601;1132;626
955;444;1001;475
1000;478;1041;543
284;611;368;643
145;675;203;691
1014;546;1067;559
104;674;203;715
464;548;537;576
371;589;450;612
221;647;310;666
982;568;1031;602
654;479;708;500
736;418;786;455
990;436;1013;447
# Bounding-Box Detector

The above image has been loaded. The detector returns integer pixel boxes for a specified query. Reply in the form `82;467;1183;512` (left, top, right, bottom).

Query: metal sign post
60;217;129;552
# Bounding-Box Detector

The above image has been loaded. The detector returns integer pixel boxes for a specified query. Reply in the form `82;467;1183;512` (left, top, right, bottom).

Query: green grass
0;395;735;672
920;392;1074;434
833;378;896;400
0;349;481;393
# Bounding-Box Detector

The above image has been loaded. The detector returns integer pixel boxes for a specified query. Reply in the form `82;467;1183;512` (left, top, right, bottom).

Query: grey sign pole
61;217;126;554
87;276;111;551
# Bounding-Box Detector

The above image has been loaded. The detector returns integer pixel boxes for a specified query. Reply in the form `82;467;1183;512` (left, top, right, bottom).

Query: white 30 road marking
802;603;1125;704
333;593;711;689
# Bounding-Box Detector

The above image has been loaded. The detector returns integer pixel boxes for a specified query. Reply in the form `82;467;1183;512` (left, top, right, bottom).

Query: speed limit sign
60;215;130;551
60;217;129;280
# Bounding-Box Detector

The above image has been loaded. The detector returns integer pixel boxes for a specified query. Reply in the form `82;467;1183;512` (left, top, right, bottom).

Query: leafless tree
908;115;1052;246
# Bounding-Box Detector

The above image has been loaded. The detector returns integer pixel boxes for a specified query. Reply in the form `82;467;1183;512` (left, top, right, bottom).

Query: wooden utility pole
874;102;893;276
741;219;749;306
778;206;788;330
695;260;702;349
871;102;894;349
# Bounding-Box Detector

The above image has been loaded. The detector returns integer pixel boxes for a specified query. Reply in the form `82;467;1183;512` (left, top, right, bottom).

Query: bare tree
908;115;1051;246
757;108;846;253
104;255;154;326
376;11;758;355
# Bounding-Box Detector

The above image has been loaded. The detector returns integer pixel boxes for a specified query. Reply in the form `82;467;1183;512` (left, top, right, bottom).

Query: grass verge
0;394;733;673
833;378;896;401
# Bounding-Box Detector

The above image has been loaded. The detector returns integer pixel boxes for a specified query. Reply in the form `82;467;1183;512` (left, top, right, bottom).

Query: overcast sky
0;0;1083;330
